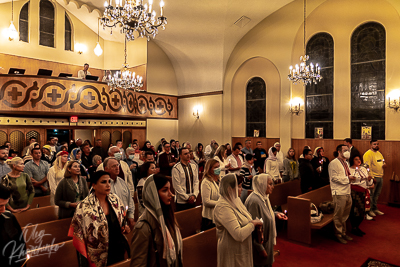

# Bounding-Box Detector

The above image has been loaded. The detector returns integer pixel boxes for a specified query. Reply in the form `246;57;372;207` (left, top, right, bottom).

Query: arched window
246;77;266;137
351;22;385;140
39;0;55;47
65;13;72;51
19;1;29;42
305;33;334;139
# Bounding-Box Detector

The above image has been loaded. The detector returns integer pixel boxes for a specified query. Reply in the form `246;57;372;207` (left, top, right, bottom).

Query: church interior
0;0;400;266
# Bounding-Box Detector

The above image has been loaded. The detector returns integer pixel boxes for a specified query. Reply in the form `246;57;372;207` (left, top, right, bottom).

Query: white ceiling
12;0;296;94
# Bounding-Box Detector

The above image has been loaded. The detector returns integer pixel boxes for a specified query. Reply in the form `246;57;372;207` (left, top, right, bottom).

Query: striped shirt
240;166;259;190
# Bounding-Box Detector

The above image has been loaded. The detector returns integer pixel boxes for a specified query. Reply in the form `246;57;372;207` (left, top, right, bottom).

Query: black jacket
298;158;315;193
0;211;26;267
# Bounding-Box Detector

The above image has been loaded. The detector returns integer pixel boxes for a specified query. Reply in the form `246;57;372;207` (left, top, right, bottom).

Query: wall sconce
75;43;87;54
289;97;304;115
193;105;203;119
387;89;400;111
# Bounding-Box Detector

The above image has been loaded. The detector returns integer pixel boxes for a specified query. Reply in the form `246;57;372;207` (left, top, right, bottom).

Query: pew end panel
269;179;302;207
183;227;217;267
287;196;312;245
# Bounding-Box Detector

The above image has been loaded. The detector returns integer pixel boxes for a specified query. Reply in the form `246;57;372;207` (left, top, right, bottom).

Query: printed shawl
68;192;126;267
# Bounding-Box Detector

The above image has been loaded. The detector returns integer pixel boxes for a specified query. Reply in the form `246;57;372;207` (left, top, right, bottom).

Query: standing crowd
0;136;388;267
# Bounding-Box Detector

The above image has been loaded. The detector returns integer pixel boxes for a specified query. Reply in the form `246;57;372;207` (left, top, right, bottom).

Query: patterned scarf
181;162;194;194
68;192;126;267
338;158;351;176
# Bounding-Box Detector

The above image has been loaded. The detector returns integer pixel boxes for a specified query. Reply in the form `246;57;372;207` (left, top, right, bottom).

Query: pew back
30;195;51;209
15;206;58;227
183;228;217;267
269;179;302;207
27;240;78;267
22;218;72;249
175;205;202;238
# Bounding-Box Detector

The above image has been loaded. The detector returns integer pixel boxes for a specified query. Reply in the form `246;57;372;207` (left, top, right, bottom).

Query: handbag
310;203;323;224
319;201;334;214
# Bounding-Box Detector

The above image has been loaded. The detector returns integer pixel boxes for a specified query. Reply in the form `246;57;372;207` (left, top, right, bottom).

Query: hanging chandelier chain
11;0;14;21
303;0;306;55
124;35;127;65
97;18;100;42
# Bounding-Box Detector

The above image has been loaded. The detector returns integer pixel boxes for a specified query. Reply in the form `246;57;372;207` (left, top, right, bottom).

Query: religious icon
253;130;259;137
314;127;323;139
361;126;372;140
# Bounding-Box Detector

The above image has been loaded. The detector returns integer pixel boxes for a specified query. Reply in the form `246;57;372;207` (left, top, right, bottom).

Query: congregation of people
0;136;388;266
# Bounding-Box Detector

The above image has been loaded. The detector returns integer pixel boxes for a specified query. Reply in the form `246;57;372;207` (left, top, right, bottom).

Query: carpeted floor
273;204;400;267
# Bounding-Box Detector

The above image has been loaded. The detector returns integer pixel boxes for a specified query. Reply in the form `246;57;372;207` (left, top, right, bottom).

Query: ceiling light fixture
7;0;18;41
288;0;322;85
106;34;144;91
94;19;103;56
101;0;167;42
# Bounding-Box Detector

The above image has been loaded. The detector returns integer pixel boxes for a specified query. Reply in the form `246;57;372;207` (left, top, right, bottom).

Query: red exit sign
70;116;78;123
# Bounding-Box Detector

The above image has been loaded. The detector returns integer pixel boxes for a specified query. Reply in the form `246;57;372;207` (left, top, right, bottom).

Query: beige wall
103;38;147;70
0;0;104;69
224;0;400;153
178;95;223;147
147;41;178;95
231;57;281;138
146;119;178;144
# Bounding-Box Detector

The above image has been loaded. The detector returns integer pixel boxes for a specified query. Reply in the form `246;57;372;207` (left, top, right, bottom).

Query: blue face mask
214;168;221;175
114;152;122;161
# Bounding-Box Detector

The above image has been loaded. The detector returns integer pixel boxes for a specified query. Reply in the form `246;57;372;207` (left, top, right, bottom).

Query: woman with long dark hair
69;171;131;266
130;174;183;267
194;143;206;172
136;161;158;216
311;147;330;189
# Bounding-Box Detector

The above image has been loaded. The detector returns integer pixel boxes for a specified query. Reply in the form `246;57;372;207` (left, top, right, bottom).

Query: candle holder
289;103;303;115
387;97;400;111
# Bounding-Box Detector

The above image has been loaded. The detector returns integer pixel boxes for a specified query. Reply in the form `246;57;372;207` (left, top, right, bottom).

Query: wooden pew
30;195;51;208
109;259;131;267
22;218;72;249
287;185;333;246
269;179;302;210
175;205;202;238
183;227;217;267
15;206;58;227
27;240;78;267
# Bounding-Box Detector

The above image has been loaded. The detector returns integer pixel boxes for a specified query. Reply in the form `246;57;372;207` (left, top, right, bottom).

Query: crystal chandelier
288;0;322;85
106;36;144;91
7;0;18;41
101;0;167;41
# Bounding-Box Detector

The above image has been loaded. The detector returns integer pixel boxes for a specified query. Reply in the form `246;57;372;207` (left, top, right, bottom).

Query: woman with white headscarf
130;174;183;267
273;142;284;172
263;147;281;183
245;174;287;267
214;174;262;267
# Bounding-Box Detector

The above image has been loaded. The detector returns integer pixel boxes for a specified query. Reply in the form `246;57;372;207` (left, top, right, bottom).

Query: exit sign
70;116;78;123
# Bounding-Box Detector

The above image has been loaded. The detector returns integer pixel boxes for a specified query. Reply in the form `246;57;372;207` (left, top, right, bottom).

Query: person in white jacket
328;144;356;244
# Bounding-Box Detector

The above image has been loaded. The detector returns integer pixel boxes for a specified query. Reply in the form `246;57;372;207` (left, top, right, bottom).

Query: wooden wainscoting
292;139;398;205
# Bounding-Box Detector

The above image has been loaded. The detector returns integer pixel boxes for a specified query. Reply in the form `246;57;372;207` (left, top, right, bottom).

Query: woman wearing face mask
0;184;27;267
200;159;221;231
1;157;34;213
213;145;231;177
69;171;131;267
245;174;287;267
311;147;330;189
70;148;90;182
240;154;259;203
47;151;69;205
214;174;263;267
264;147;281;183
130;174;183;267
55;160;89;219
136;161;158;217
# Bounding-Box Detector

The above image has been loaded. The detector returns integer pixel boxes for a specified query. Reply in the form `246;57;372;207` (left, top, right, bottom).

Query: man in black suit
344;138;360;159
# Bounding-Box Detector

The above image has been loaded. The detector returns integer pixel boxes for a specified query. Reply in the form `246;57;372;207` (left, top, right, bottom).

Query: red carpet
274;204;400;267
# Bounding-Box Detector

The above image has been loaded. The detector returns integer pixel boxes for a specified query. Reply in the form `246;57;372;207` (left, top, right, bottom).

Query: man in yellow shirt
363;140;386;217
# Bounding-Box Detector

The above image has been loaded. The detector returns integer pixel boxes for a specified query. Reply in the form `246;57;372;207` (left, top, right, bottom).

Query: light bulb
94;42;103;56
104;1;108;7
7;21;18;41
